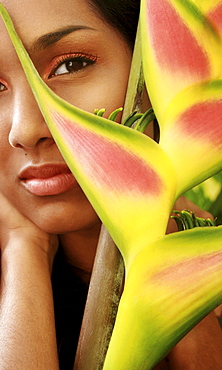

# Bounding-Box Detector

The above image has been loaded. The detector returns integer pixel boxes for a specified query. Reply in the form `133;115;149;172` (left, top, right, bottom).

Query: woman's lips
19;164;77;196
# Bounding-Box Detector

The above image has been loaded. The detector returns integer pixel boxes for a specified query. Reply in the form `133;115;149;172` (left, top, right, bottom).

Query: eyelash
0;53;97;90
48;52;98;79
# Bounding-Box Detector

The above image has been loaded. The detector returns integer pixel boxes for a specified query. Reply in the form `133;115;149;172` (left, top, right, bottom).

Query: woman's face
0;0;132;234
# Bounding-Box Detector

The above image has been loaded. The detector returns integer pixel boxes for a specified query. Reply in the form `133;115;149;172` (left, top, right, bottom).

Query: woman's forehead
0;0;130;72
0;0;99;42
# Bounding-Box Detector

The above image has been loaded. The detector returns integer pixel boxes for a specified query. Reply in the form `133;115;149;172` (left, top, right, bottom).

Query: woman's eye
0;82;7;92
49;54;97;78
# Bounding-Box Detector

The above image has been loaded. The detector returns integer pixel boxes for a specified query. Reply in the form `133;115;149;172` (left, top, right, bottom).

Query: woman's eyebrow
32;25;95;51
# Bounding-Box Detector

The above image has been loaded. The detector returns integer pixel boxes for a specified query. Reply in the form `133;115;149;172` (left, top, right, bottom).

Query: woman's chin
2;183;99;235
29;203;100;235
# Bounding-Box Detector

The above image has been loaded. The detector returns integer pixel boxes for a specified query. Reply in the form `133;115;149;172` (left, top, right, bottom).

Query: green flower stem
122;21;144;120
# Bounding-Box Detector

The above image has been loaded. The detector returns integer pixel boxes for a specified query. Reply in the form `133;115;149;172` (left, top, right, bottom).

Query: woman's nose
9;84;54;150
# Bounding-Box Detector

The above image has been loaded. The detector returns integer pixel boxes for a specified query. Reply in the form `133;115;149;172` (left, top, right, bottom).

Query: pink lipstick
19;164;77;196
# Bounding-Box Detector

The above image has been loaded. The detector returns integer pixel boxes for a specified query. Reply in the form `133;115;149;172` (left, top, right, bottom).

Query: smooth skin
0;0;222;368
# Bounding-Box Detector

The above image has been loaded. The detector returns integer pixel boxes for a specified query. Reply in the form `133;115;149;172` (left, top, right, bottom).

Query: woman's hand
168;312;222;369
0;192;59;369
0;191;58;270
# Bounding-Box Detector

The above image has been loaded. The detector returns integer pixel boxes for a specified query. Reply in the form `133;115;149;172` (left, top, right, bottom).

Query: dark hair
87;0;140;48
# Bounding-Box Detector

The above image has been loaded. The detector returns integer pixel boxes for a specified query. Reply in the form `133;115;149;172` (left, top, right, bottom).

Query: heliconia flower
206;2;222;34
158;83;222;196
2;3;222;369
0;4;176;267
103;225;222;369
140;0;222;196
